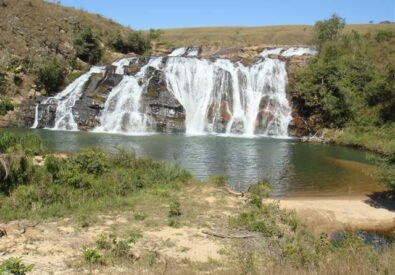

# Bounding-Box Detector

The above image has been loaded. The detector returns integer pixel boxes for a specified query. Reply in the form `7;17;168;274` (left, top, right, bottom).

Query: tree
125;31;151;55
36;58;66;95
313;14;345;47
108;31;151;55
148;29;163;41
74;28;102;64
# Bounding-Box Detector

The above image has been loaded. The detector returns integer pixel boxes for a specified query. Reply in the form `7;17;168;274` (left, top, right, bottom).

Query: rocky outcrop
141;67;185;133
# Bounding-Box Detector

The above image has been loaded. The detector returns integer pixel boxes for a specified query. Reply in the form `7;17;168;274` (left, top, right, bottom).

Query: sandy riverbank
273;196;395;235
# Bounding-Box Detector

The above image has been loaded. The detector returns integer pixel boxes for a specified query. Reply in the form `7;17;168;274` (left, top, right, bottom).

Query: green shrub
82;248;105;265
71;148;108;175
0;71;8;95
248;180;271;199
36;58;66;95
0;257;33;275
168;217;181;228
108;31;151;55
134;212;147;221
125;31;151;55
291;21;395;130
0;132;192;220
45;154;62;179
168;200;181;217
127;230;143;244
111;240;130;258
375;30;394;42
148;29;163;41
0;99;14;116
74;28;102;64
313;14;345;47
96;234;112;250
209;175;228;187
375;156;395;191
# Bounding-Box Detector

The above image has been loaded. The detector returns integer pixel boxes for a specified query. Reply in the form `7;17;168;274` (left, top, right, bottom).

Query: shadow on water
365;191;395;212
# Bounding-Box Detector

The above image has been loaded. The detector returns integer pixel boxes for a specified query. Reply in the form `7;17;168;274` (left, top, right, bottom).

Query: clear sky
55;0;395;30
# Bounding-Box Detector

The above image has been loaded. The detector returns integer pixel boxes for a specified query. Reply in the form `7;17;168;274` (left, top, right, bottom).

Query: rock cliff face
141;67;185;133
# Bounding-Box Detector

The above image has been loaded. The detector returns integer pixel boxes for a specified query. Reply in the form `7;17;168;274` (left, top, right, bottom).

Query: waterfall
168;47;200;57
31;104;39;128
94;57;163;134
31;66;105;130
52;66;105;130
164;57;291;136
261;47;317;58
33;47;316;137
112;57;138;74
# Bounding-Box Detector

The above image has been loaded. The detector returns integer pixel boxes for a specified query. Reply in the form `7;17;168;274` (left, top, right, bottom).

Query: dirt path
274;196;395;235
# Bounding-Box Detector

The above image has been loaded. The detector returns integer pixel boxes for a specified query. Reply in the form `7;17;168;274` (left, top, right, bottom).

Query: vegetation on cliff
290;15;395;190
0;0;156;102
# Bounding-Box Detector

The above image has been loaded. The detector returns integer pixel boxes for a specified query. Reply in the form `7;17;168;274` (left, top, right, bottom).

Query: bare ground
0;184;394;274
0;184;245;274
275;196;395;235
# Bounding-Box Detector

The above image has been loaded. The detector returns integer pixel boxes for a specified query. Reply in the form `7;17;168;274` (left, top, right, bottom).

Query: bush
376;156;395;191
313;14;345;47
148;29;163;41
71;148;108;175
127;230;143;244
248;180;271;199
108;31;151;55
126;31;151;54
82;248;105;265
290;22;395;130
0;257;33;275
0;99;14;116
36;58;66;95
0;71;8;95
209;175;228;187
0;132;45;155
375;30;394;42
168;200;181;217
74;28;102;64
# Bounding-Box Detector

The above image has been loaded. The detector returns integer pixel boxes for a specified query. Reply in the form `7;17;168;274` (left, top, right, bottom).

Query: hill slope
159;24;395;47
0;0;130;69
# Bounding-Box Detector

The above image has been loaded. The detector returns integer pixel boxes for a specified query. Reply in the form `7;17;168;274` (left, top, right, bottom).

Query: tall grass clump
0;133;192;221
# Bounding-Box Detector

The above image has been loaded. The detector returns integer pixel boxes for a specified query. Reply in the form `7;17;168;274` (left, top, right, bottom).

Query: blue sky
55;0;395;30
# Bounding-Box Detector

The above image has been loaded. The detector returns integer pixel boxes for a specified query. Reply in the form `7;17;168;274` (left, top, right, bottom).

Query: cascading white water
34;47;315;137
168;47;200;57
94;57;163;134
31;66;105;130
31;104;39;128
112;57;137;74
281;47;317;57
169;47;188;57
52;66;105;130
164;57;291;136
260;47;317;58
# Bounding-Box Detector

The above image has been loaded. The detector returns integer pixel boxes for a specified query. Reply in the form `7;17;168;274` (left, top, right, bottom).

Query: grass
324;125;395;156
0;132;192;221
0;257;33;275
158;24;395;48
